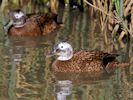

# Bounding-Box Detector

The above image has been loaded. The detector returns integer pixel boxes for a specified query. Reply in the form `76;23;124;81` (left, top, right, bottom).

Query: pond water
0;6;133;100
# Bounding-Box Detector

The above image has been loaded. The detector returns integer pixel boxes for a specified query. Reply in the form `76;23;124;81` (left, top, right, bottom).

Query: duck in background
5;9;61;36
48;42;129;73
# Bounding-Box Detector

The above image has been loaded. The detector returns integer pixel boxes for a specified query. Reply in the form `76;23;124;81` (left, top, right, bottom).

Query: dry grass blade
131;6;133;35
84;0;132;38
83;0;114;18
124;0;133;16
114;11;132;37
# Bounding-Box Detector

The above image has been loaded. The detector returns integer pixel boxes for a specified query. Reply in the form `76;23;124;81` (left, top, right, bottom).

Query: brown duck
6;9;61;36
48;42;129;73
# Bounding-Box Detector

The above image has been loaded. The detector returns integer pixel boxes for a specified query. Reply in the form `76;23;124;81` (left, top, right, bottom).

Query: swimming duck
6;9;61;36
48;42;129;73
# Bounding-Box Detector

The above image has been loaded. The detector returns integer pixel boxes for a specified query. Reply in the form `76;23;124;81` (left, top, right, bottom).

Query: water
0;6;133;100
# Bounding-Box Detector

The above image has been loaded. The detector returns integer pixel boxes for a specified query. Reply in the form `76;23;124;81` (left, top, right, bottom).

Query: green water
0;4;133;100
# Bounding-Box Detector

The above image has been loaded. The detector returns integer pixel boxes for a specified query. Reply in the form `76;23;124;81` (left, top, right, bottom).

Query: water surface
0;7;133;100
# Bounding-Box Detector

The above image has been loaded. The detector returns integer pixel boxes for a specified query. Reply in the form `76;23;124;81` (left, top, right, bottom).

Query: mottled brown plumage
50;42;129;73
7;10;60;36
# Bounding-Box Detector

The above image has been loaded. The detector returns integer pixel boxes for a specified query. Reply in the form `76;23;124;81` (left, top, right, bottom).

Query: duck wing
73;50;119;71
74;50;118;62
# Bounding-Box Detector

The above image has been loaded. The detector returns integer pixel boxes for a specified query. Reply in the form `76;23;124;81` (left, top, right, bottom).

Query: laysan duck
6;9;61;36
48;42;129;73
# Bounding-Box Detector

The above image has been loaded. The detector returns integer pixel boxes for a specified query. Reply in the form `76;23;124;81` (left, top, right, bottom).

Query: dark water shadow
0;5;132;100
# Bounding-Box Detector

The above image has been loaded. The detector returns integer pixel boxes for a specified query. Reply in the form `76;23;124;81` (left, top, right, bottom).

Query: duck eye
61;46;63;48
15;15;19;18
16;15;18;18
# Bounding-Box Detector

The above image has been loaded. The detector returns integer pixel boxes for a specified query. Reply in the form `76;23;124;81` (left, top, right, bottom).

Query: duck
48;42;129;73
6;9;61;36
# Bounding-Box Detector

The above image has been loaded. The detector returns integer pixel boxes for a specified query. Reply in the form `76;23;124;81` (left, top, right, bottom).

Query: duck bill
47;48;61;58
46;51;56;58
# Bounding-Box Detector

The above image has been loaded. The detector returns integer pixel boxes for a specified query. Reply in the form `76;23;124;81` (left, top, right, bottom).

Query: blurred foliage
0;0;132;99
114;0;123;17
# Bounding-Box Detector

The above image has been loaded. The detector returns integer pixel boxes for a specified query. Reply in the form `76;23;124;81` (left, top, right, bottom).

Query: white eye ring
60;46;63;48
14;12;24;19
15;15;19;18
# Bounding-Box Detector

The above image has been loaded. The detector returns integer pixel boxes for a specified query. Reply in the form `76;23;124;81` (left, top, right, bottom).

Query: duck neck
13;16;26;28
58;50;73;61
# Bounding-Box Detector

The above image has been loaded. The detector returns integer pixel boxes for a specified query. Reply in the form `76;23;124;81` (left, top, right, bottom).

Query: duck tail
51;13;58;20
51;13;63;25
105;61;130;72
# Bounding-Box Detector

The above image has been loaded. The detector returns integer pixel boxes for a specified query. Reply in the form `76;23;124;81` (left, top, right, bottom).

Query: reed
0;0;132;40
84;0;132;41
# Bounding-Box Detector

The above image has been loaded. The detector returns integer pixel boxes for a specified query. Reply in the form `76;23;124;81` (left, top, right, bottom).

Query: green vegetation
0;1;132;100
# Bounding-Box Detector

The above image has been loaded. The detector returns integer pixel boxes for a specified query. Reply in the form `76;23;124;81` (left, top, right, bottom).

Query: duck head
9;9;26;28
50;42;73;61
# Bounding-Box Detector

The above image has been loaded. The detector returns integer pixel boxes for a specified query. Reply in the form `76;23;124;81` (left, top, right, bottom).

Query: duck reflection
55;80;72;100
7;36;56;100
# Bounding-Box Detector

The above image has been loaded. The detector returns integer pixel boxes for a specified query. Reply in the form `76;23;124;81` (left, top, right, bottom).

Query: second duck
6;9;61;36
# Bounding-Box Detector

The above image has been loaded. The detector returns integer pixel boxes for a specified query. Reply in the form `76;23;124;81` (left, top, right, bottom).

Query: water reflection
0;3;133;100
55;80;72;100
6;36;56;100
